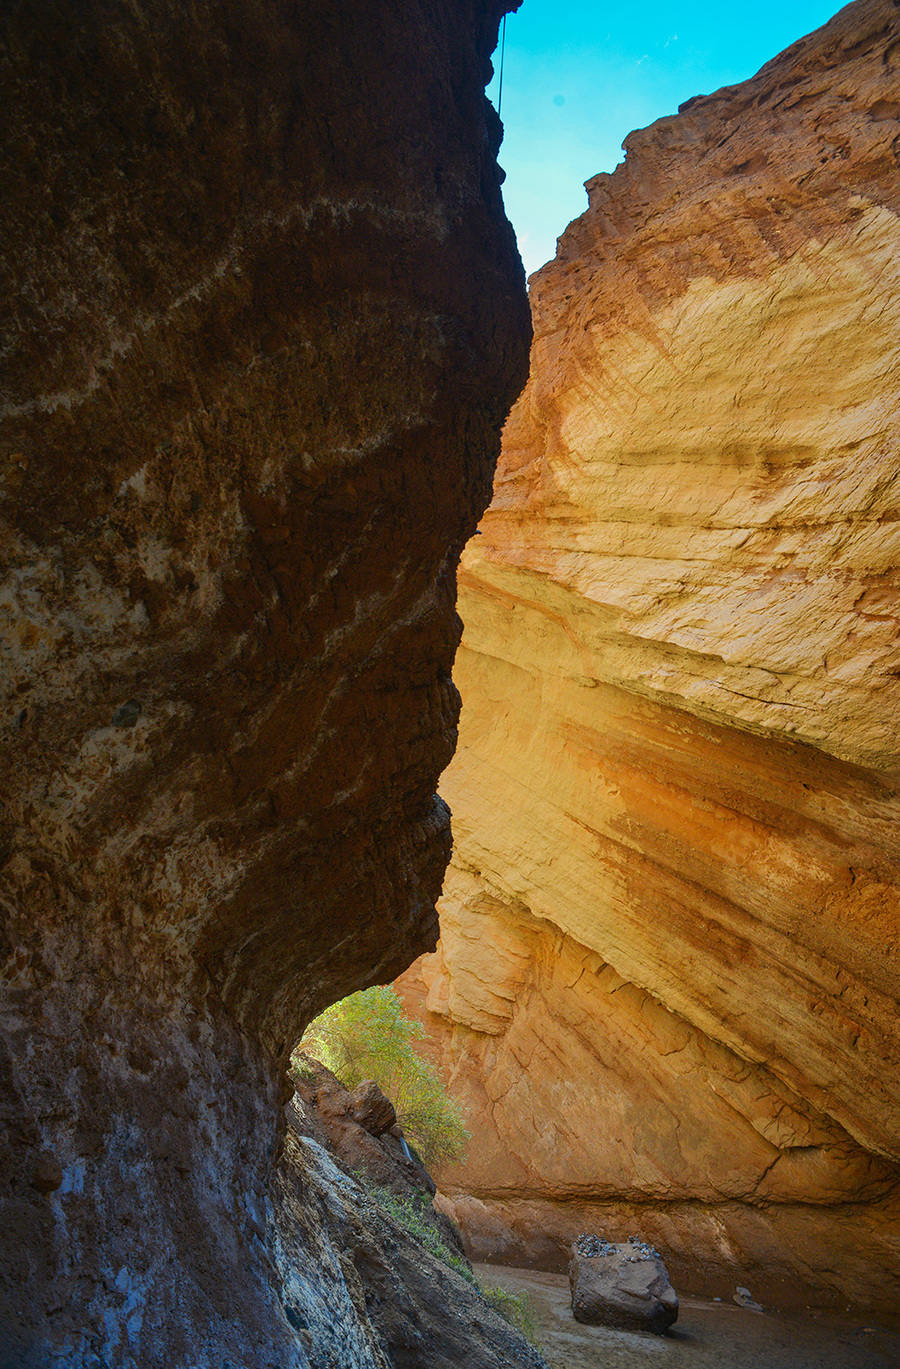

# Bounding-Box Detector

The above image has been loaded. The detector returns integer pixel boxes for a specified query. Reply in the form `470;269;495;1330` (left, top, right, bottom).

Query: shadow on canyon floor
473;1264;900;1369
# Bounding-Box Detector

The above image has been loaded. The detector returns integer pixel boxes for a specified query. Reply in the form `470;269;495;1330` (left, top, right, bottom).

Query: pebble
573;1232;662;1260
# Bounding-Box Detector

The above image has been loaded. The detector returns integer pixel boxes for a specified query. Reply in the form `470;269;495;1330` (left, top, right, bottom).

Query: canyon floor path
474;1264;900;1369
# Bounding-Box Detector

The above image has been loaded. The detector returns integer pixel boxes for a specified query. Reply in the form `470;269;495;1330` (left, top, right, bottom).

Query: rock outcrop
293;1059;443;1212
0;1;529;1362
277;1077;547;1369
397;0;900;1312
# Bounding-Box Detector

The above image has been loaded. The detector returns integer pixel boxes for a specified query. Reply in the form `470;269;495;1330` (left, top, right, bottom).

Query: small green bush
480;1285;540;1346
365;1184;476;1284
297;985;470;1168
291;1056;317;1084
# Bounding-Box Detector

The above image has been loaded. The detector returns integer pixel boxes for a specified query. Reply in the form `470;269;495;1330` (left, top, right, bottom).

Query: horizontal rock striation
0;0;529;1363
397;0;900;1312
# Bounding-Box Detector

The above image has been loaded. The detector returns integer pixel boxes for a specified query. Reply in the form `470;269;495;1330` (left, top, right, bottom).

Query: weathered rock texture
293;1058;443;1212
275;1084;547;1369
568;1236;678;1333
0;1;529;1363
396;0;900;1312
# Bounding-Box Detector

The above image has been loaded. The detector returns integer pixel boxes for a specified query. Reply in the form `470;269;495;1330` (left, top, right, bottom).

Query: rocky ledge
275;1070;547;1369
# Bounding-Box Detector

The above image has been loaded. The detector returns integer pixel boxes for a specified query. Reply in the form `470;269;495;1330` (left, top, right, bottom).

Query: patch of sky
488;0;845;275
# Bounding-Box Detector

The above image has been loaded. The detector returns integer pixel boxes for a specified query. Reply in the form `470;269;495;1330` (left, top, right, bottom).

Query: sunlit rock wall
0;1;529;1362
397;0;900;1311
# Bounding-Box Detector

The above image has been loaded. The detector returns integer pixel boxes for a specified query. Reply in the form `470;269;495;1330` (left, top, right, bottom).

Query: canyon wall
397;0;900;1311
0;2;529;1363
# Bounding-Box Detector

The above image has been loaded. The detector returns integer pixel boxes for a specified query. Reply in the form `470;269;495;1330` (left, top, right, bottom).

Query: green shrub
480;1285;540;1346
297;985;470;1168
291;1055;317;1084
365;1183;475;1284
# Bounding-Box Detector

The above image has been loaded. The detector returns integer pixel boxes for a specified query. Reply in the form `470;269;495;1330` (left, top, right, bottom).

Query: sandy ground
473;1264;900;1369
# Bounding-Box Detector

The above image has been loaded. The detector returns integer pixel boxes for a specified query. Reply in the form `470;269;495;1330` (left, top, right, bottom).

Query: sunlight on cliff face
398;0;900;1322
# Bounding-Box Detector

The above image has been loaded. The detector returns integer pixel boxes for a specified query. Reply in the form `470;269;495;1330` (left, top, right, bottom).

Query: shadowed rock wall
0;1;529;1362
397;0;900;1312
272;1081;547;1369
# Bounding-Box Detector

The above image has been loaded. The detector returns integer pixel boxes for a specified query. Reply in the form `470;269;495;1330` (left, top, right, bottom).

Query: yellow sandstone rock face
397;0;900;1310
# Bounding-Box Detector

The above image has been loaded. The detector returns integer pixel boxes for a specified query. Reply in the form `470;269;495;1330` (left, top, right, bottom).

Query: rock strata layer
397;0;900;1312
0;1;529;1362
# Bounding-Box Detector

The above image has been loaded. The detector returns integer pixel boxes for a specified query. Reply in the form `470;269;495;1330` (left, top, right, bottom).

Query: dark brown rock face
293;1060;453;1242
349;1080;398;1139
0;1;529;1362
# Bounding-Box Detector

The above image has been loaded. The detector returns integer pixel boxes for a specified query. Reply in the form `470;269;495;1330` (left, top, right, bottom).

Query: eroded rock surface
568;1236;678;1333
293;1058;442;1211
397;0;900;1312
0;0;529;1362
274;1091;547;1369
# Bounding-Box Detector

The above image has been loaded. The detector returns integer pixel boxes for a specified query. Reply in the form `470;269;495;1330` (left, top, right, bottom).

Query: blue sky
488;0;844;275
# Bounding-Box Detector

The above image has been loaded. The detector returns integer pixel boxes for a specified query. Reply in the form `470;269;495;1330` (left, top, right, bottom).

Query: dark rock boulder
569;1235;679;1334
351;1080;398;1137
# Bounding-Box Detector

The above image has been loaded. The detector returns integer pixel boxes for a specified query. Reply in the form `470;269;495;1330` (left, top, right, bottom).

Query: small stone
111;700;141;728
349;1080;396;1136
31;1153;63;1194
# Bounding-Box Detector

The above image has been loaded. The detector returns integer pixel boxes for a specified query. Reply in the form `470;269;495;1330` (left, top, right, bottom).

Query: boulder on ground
569;1234;678;1333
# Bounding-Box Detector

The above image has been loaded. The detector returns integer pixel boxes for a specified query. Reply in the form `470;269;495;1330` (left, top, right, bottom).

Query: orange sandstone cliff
397;0;900;1311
